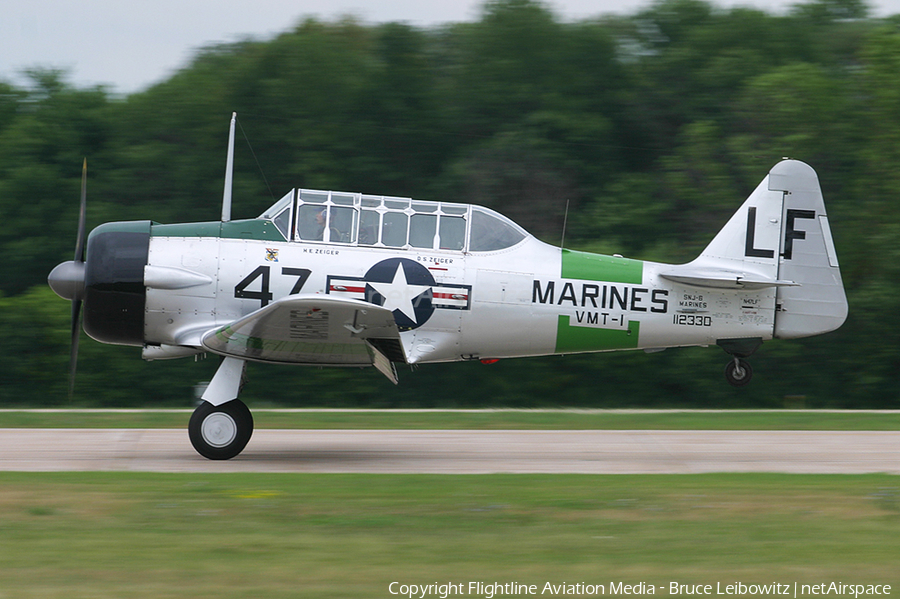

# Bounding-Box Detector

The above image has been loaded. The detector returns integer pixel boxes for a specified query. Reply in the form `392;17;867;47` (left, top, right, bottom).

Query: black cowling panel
82;221;151;346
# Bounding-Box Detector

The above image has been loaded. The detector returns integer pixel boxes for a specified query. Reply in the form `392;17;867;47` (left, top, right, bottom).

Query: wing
200;294;403;383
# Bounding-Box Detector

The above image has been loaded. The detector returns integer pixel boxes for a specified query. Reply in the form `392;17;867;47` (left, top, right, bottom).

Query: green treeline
1;0;898;408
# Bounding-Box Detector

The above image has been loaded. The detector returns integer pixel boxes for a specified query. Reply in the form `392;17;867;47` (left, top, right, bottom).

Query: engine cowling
82;221;151;346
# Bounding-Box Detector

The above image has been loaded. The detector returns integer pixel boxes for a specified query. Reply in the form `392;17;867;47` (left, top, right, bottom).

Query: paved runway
0;429;897;474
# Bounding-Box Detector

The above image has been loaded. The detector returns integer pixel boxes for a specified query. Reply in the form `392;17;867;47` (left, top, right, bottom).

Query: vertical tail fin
669;160;847;339
696;164;786;282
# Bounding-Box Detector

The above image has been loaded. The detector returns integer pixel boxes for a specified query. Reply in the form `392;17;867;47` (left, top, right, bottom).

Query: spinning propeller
48;159;88;396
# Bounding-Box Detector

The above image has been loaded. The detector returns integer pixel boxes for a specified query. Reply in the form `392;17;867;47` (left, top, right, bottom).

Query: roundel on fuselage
363;258;435;331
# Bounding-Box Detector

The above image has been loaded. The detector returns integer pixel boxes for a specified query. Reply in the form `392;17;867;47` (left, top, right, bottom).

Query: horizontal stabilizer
659;267;799;290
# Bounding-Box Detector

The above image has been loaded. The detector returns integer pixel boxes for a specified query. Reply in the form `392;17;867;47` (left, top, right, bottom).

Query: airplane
48;114;848;460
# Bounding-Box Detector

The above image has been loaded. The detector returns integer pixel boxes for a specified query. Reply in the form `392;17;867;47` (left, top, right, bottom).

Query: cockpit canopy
259;189;529;252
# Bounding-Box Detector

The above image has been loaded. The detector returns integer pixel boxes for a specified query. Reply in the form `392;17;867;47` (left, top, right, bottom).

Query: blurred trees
1;0;898;407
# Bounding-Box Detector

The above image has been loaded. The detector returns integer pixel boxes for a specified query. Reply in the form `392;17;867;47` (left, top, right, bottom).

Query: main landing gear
188;356;254;460
724;357;753;387
718;338;761;388
189;399;253;460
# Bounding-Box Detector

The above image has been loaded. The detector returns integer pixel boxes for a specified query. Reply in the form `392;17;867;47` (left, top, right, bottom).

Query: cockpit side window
272;206;291;239
439;215;466;250
359;209;380;246
329;206;357;243
297;204;325;241
260;190;294;240
469;207;527;252
409;214;437;249
382;212;408;248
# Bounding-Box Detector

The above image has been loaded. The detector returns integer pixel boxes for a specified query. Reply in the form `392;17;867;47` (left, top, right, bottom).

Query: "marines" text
532;281;669;314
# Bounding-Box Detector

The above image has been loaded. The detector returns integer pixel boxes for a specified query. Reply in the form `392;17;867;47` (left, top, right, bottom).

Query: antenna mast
560;199;570;249
221;112;237;222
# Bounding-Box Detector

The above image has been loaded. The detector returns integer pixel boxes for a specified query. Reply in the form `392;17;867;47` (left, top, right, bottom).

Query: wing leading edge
200;294;403;383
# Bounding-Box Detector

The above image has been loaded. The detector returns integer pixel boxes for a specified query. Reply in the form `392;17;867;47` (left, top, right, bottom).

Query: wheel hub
200;412;238;448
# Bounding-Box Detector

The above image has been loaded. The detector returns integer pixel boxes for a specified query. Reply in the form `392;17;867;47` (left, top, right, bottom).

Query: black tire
189;399;254;460
724;358;753;387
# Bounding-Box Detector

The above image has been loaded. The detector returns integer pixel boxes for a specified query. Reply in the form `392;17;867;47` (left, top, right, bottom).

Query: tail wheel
189;399;254;460
724;358;753;387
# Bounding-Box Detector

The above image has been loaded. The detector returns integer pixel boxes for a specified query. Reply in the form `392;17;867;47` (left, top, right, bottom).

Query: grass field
0;413;896;597
0;409;899;430
0;473;898;598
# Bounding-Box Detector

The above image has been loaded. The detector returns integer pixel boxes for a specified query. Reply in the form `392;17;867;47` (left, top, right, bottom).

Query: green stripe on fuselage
561;249;643;284
152;222;221;237
555;315;640;353
151;219;286;241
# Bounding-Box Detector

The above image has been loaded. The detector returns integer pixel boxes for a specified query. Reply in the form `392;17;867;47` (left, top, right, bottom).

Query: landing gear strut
189;356;253;460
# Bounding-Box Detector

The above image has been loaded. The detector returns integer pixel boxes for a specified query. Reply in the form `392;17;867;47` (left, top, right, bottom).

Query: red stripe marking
330;285;467;302
433;292;468;300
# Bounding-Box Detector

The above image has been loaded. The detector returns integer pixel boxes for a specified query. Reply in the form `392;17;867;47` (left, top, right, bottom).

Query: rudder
769;160;848;339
